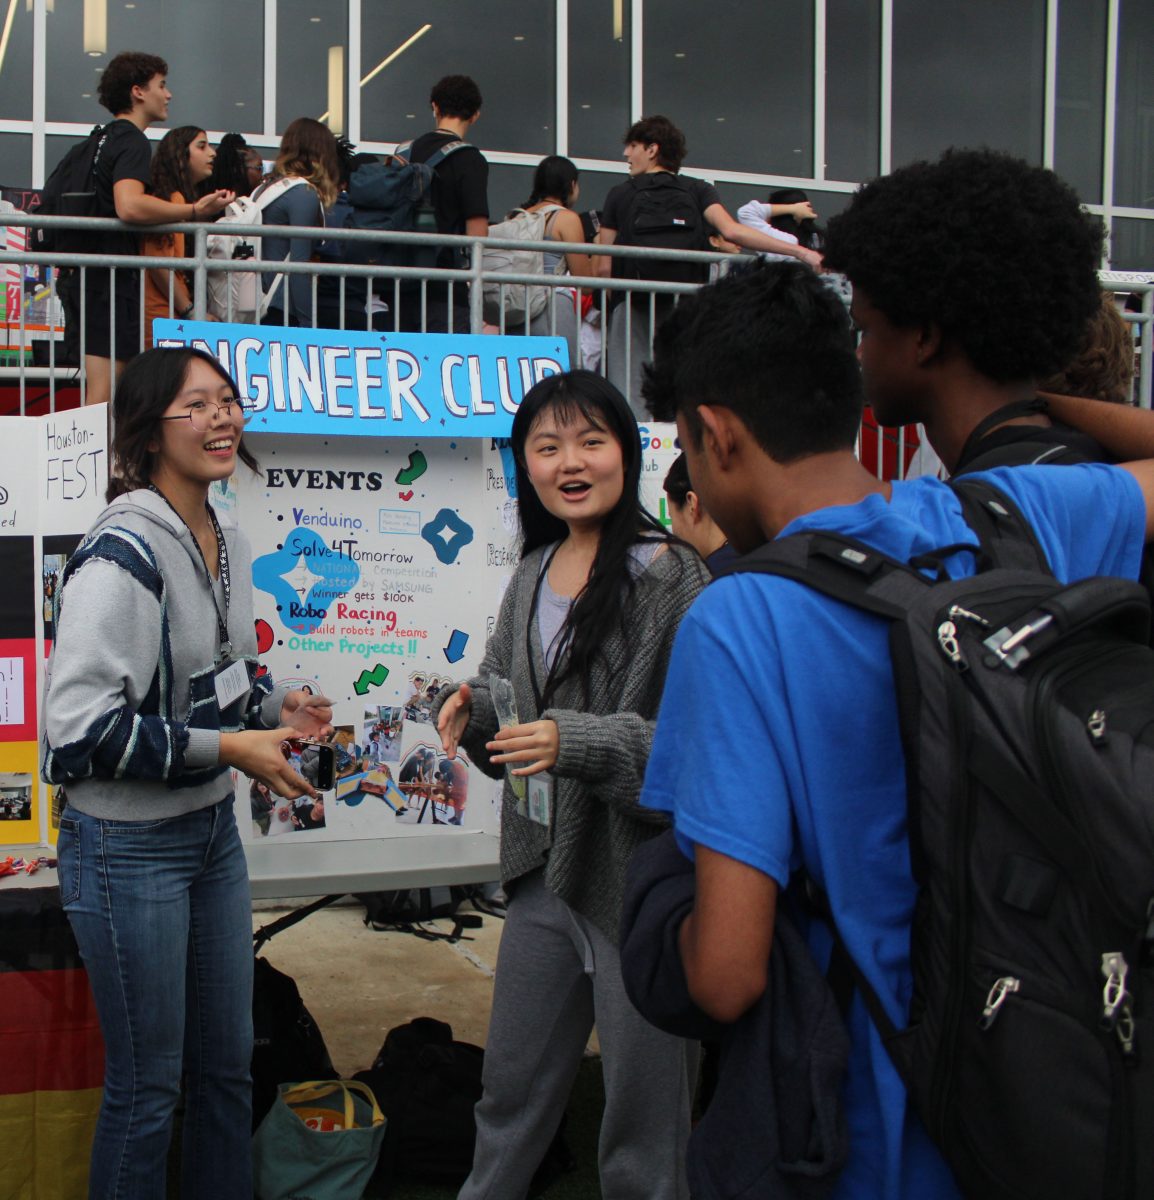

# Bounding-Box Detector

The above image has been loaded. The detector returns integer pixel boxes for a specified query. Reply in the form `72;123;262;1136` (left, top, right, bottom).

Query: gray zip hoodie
41;488;289;820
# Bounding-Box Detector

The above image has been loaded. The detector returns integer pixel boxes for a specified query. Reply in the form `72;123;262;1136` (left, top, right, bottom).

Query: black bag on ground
354;1017;483;1188
724;476;1154;1200
251;955;336;1130
36;124;109;253
356;886;459;929
355;1017;574;1194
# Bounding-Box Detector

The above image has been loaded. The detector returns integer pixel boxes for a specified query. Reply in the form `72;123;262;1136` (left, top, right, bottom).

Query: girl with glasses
42;347;333;1197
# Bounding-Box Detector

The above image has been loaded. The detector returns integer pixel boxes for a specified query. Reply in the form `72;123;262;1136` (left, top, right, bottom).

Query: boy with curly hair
821;147;1109;475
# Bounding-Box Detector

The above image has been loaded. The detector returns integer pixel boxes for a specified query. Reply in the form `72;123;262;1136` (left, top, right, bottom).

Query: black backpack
392;137;475;272
250;955;336;1130
725;476;1154;1200
615;172;711;286
354;1017;573;1194
36;124;109;252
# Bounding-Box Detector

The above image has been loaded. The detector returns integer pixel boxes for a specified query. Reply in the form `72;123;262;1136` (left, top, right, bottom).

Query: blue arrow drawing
444;629;469;663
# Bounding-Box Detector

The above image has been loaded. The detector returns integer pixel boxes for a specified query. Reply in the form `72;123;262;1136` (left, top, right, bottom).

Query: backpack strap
716;529;939;622
949;476;1054;576
954;397;1049;471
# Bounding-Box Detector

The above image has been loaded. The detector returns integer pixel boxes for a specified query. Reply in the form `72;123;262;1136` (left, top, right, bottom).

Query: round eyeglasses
160;400;251;434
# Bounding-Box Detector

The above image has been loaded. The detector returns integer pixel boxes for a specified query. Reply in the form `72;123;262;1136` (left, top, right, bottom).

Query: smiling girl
42;347;332;1197
436;369;709;1199
142;127;218;343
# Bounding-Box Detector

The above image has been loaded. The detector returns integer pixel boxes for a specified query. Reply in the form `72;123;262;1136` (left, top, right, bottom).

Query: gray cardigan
433;539;708;943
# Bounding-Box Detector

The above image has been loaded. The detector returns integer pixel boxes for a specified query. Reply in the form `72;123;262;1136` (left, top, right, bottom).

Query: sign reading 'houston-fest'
154;320;568;439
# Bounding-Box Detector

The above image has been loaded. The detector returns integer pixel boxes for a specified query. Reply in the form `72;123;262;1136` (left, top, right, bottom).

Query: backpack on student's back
481;204;564;328
615;172;711;286
36;124;109;252
205;176;308;322
392;137;475;272
725;475;1154;1200
340;155;434;267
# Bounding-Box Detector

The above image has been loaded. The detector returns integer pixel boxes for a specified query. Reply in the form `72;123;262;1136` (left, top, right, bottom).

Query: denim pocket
56;816;80;906
103;814;179;834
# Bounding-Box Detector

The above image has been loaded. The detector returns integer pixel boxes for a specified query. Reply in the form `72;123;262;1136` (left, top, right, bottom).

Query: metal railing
1;213;1151;479
0;212;732;415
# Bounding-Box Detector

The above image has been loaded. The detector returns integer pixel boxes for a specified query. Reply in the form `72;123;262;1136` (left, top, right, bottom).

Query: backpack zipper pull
1086;709;1107;745
978;975;1020;1029
947;603;990;628
937;620;967;670
1100;951;1131;1030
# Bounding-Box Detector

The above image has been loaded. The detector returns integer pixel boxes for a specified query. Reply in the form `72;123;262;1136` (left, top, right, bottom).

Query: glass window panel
45;1;263;132
0;4;35;121
892;0;1046;168
1109;218;1154;273
581;166;632;220
1115;0;1154;211
358;4;556;156
568;0;632;160
1054;0;1106;205
277;0;347;137
486;162;537;223
642;0;814;178
0;134;32;191
826;0;881;183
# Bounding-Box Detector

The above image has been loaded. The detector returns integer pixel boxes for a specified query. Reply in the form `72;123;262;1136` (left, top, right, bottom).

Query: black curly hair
822;148;1104;383
643;260;862;462
430;75;482;120
97;51;168;116
623;115;687;172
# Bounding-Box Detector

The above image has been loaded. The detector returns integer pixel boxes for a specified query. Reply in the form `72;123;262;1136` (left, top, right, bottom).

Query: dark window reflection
359;4;555;156
277;0;347;136
569;1;632;160
642;0;814;178
1109;218;1154;272
0;134;32;190
1115;0;1154;210
827;0;880;182
892;0;1045;168
0;5;34;121
1055;0;1106;204
45;0;262;131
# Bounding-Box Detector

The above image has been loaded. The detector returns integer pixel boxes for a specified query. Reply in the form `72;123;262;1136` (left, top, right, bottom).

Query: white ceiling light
83;0;106;54
326;44;344;136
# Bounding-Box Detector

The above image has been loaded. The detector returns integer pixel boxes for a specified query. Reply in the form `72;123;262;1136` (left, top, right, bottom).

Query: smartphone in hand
283;739;336;791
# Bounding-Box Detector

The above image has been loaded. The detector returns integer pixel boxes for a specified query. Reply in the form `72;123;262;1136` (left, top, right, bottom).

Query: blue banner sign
154;320;570;439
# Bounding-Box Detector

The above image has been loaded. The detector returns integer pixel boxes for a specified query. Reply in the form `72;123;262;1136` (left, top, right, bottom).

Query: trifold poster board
0;404;108;845
4;322;683;887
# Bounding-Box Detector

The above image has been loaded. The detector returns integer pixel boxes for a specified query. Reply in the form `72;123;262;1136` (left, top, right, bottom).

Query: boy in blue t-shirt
632;261;1154;1200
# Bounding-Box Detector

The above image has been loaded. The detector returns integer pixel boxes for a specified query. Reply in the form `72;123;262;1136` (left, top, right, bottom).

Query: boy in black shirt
398;74;489;333
73;51;233;404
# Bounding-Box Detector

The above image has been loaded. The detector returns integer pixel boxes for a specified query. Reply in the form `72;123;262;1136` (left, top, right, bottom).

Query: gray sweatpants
459;870;696;1200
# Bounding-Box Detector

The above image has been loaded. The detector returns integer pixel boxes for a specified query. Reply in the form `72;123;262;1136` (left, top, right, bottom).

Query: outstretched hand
437;682;472;758
486;719;559;777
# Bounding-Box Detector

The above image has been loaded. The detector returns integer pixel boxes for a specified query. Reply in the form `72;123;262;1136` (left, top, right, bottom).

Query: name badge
214;659;249;710
526;772;553;828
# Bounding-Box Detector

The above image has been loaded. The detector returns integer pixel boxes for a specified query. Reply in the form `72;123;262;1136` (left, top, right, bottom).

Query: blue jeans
57;798;254;1200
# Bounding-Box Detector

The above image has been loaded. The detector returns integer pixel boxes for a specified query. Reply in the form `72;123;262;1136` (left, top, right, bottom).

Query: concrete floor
250;897;600;1073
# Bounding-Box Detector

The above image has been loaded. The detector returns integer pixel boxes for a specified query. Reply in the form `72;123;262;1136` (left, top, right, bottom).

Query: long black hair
511;369;667;707
107;348;259;501
522;155;579;209
768;187;823;250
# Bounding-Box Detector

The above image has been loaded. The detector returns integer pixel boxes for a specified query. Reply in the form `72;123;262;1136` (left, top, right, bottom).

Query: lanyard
148;484;232;659
526;544;564;712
